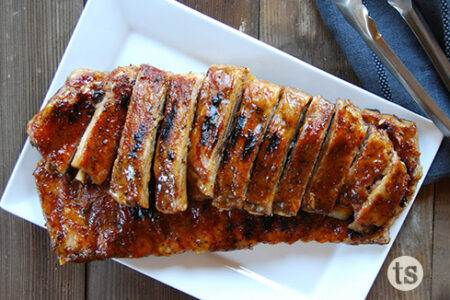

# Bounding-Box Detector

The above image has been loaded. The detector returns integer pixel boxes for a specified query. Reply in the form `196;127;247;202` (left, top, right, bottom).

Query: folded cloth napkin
315;0;449;184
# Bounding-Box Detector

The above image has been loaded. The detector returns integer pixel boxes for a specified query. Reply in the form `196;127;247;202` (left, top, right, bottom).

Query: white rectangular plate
0;0;443;299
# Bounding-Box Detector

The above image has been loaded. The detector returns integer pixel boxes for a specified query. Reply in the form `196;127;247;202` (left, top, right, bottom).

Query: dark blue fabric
315;0;449;184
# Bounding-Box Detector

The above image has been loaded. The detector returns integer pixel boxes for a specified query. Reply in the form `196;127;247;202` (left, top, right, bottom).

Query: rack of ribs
27;63;422;263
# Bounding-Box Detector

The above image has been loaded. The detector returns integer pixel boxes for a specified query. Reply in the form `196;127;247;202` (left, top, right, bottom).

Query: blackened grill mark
242;218;255;239
167;151;175;161
266;133;281;153
242;132;257;160
228;115;246;149
211;91;223;106
160;102;177;141
262;217;275;232
199;92;224;145
131;207;145;221
92;90;104;102
200;107;219;145
222;149;230;164
120;94;131;108
129;124;146;158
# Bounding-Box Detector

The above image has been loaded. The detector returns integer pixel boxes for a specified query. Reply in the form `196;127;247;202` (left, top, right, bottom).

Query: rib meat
272;96;335;216
26;69;107;173
26;64;423;264
213;79;282;210
328;126;393;220
71;66;139;184
187;65;250;201
349;150;409;232
109;65;171;208
34;160;389;264
302;99;368;215
245;88;312;215
153;73;205;213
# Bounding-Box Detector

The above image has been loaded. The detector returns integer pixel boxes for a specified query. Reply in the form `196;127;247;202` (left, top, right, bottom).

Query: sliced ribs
213;79;282;210
109;65;171;208
245;88;312;215
26;69;107;173
273;96;335;216
302;99;368;215
187;65;250;201
153;73;205;213
350;150;409;232
71;66;139;185
328;126;393;220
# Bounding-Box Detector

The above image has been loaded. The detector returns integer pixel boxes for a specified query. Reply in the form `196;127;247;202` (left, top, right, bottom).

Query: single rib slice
350;150;409;232
187;65;250;200
34;160;389;264
328;126;393;220
361;110;422;194
26;69;107;173
153;73;205;213
272;96;334;216
109;65;171;208
213;79;282;210
302;99;368;215
71;66;139;185
245;88;312;215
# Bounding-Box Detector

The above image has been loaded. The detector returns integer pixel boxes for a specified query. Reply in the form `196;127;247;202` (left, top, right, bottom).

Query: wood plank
0;1;86;299
180;0;260;39
432;178;450;299
259;0;360;85
84;2;259;300
367;184;434;299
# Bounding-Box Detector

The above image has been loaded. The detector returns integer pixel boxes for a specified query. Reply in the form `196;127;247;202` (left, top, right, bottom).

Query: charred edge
242;132;258;160
160;101;177;142
129;124;146;158
67;96;89;124
348;225;380;239
399;196;408;207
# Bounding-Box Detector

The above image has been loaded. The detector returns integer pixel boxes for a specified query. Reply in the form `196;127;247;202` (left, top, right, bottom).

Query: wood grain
259;0;360;84
0;0;447;299
432;178;450;300
0;1;86;300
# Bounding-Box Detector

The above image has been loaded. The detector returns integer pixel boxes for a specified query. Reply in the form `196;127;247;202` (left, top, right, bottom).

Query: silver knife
387;0;450;91
334;0;450;137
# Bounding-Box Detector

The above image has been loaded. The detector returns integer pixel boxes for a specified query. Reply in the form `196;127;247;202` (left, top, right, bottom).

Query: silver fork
334;0;450;137
387;0;450;90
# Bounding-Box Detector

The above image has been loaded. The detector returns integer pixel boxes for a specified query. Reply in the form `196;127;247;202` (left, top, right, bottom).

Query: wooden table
1;1;448;299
